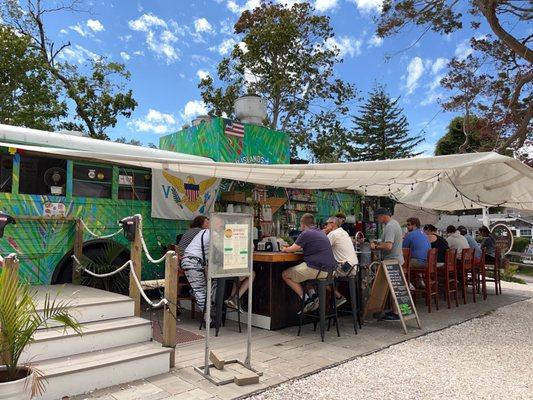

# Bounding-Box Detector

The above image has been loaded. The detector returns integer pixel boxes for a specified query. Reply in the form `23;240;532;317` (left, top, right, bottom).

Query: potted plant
0;261;82;399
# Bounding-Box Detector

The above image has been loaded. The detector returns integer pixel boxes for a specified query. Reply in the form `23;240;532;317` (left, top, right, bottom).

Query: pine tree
350;87;423;161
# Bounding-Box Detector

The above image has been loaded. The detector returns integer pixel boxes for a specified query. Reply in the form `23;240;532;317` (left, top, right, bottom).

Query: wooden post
162;251;178;368
129;216;142;317
73;219;83;285
1;255;19;365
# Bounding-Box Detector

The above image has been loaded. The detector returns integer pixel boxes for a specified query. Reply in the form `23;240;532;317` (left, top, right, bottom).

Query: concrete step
35;342;172;400
21;317;153;363
33;284;134;325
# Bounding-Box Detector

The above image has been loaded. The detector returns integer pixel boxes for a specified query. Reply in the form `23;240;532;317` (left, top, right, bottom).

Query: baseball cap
374;208;391;217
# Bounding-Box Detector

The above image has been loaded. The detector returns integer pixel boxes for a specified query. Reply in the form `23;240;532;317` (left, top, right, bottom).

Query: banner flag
151;169;220;220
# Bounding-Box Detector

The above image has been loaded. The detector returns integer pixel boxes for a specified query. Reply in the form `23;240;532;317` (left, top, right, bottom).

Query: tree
1;0;137;139
0;25;66;130
198;1;356;155
435;116;499;155
350;86;423;161
377;1;532;155
114;137;143;146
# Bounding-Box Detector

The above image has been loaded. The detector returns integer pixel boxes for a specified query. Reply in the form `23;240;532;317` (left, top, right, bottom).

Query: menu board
364;260;420;334
384;262;414;316
223;224;249;270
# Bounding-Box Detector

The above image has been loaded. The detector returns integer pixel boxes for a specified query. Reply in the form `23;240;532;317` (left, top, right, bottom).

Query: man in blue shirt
403;217;432;267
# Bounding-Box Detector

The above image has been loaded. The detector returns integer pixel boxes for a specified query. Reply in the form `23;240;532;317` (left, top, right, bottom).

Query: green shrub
512;237;530;253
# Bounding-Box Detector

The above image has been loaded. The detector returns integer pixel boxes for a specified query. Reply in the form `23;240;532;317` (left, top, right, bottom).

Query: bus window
19;156;67;195
118;168;151;201
0;153;13;193
73;163;112;198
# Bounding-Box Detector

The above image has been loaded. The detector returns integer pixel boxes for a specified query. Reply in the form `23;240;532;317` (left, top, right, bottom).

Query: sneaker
303;294;319;313
224;298;242;312
335;296;347;308
382;313;400;321
418;279;426;289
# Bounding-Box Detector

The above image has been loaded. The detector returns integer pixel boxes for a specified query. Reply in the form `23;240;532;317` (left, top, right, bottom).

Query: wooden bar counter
251;251;304;330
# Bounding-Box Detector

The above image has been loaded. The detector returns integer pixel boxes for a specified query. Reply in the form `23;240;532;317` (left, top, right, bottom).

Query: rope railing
135;214;166;264
80;219;124;239
71;255;168;308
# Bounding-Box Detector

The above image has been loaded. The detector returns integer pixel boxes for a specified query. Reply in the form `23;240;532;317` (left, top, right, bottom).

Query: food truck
0;117;363;293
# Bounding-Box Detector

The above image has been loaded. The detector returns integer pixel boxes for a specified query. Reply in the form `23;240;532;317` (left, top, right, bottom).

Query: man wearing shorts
281;213;337;312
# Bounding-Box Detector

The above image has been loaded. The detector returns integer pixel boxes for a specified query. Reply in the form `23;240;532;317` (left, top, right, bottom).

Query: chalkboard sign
364;260;421;334
384;262;414;317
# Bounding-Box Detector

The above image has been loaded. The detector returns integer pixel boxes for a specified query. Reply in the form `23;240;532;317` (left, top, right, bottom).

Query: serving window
19;155;67;195
73;163;112;198
118;168;151;201
0;153;13;193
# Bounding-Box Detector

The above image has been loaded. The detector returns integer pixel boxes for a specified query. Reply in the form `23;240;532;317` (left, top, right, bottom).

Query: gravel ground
250;298;533;400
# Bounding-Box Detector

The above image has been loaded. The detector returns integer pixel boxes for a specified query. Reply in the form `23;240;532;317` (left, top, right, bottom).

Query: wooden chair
484;247;502;295
402;248;415;299
167;244;196;319
474;248;488;300
438;249;458;308
410;248;439;313
458;248;475;304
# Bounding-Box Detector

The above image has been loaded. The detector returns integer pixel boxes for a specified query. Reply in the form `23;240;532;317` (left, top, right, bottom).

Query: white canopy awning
2;139;531;212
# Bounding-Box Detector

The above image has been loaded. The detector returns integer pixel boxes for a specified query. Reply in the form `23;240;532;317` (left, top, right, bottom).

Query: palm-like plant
0;264;82;397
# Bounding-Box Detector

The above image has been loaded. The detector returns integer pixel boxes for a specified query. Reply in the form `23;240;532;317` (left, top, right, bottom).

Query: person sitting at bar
458;225;482;261
423;224;449;263
445;225;470;259
402;217;431;267
371;208;404;321
478;226;496;263
179;215;213;312
323;216;358;307
281;213;337;313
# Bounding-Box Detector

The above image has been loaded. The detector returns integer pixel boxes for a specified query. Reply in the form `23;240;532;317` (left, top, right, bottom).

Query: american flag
184;182;200;202
224;121;245;138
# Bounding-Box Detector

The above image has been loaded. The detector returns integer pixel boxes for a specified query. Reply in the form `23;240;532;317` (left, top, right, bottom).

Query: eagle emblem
162;171;217;212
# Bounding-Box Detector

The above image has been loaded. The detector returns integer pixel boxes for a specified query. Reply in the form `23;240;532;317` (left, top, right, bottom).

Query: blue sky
41;0;486;155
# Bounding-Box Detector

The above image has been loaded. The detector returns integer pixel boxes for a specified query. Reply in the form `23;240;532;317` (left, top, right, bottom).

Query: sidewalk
72;281;532;400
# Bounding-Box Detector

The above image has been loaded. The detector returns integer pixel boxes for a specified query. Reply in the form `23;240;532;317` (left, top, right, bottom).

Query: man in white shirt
323;217;358;307
445;225;470;259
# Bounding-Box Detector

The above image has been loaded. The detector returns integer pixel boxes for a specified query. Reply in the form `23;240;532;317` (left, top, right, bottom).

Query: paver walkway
72;281;532;400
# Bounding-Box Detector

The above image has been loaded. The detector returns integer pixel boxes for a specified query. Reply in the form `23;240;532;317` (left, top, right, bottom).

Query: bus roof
0;124;211;163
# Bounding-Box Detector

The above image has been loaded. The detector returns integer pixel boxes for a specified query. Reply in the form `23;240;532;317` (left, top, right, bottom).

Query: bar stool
484;248;502;295
199;277;242;336
402;248;414;298
438;249;458;308
457;248;475;304
176;258;196;319
410;248;439;312
334;269;361;334
297;273;340;342
474;248;488;300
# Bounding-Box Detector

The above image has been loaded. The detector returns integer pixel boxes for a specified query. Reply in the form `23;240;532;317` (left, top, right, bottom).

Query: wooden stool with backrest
484;247;502;295
474;248;488;300
438;249;459;308
458;248;475;304
410;248;439;313
402;248;415;299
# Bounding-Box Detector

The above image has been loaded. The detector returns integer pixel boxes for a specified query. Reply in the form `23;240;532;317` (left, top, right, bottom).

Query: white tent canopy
2;139;532;211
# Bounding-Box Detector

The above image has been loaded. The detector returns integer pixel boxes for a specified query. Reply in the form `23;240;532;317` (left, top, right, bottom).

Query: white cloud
59;44;99;64
133;50;145;56
455;38;472;60
120;51;131;61
405;56;424;94
87;19;104;32
129;109;177;134
194;18;213;33
315;0;338;12
368;34;383;47
325;36;362;58
128;13;181;63
212;38;237;55
196;69;210;80
227;0;260;14
59;28;68;34
119;34;132;42
431;57;448;75
181;100;208;120
70;19;105;37
350;0;383;13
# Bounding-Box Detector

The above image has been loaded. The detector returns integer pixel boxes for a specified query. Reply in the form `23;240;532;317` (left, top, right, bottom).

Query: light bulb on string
455;191;459;198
